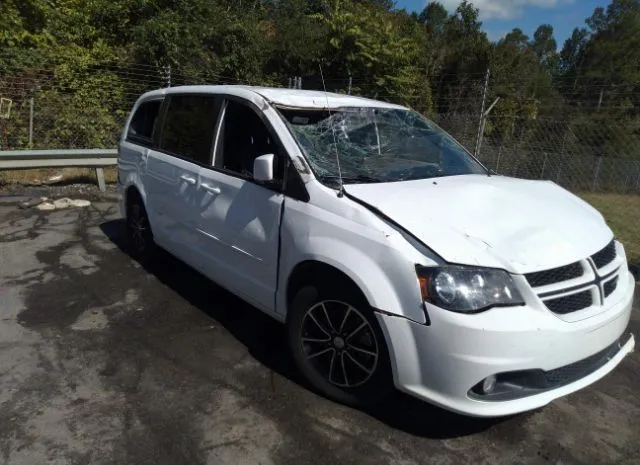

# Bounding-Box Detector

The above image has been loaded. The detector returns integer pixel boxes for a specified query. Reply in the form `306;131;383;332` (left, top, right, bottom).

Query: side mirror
253;154;275;182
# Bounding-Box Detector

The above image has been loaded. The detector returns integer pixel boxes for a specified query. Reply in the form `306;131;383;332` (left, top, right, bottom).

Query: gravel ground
0;182;118;201
0;186;639;465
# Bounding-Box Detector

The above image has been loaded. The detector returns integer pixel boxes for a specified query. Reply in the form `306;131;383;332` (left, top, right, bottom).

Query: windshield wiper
319;174;380;184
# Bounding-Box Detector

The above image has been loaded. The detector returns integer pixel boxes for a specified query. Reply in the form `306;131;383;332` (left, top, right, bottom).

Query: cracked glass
277;106;487;186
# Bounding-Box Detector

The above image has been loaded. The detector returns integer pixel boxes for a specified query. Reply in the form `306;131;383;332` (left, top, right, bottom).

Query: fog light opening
482;375;497;394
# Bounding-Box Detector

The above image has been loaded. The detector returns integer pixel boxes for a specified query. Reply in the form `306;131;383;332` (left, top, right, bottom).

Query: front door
196;98;286;312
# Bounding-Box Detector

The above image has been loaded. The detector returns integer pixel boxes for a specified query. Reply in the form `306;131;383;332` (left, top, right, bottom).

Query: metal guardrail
0;148;118;191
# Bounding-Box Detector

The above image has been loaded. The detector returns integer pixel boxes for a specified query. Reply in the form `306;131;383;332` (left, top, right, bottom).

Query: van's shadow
100;219;511;439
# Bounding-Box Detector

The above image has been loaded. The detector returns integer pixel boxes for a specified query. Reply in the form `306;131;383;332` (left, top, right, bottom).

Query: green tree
416;2;449;78
418;2;448;35
532;25;558;72
313;0;431;111
433;1;491;114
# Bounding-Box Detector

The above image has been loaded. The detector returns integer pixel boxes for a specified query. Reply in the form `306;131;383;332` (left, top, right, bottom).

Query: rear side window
127;100;162;145
159;95;218;165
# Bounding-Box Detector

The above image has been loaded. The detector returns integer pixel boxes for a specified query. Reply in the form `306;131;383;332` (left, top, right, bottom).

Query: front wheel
288;284;393;407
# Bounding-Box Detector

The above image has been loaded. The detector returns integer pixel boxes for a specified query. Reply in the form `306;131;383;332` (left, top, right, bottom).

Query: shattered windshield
277;106;487;185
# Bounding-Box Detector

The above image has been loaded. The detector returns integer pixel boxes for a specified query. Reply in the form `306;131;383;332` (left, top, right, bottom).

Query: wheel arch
122;172;147;207
286;261;367;319
125;184;142;208
284;252;427;325
122;179;156;240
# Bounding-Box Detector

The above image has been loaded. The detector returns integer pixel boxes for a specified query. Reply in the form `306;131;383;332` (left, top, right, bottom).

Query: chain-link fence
0;63;166;150
433;113;640;194
1;61;639;193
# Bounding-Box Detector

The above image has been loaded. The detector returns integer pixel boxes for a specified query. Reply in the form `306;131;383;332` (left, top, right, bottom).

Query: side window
127;100;162;145
159;95;218;165
215;100;284;184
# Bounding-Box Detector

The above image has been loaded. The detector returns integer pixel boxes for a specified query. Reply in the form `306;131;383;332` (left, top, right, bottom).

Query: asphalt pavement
0;194;639;465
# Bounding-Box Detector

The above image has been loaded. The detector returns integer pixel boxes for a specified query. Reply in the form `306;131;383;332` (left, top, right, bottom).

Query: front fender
280;236;428;325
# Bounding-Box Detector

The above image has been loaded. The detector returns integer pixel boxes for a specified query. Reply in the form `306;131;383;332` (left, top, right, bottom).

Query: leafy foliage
0;0;638;160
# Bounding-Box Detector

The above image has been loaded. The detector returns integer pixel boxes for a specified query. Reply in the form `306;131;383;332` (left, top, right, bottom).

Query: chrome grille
604;276;618;297
592;240;616;269
543;290;593;314
525;262;583;288
525;239;620;317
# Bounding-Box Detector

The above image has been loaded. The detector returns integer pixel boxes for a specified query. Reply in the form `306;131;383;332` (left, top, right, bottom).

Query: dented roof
137;85;408;110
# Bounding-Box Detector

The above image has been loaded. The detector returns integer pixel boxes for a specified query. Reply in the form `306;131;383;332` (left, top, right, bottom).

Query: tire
288;282;393;407
125;192;156;262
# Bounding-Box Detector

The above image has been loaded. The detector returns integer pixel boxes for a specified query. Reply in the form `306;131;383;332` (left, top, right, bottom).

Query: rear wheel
288;283;393;407
126;192;155;262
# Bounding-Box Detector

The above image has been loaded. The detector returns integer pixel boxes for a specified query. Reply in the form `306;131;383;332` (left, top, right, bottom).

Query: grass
579;193;640;275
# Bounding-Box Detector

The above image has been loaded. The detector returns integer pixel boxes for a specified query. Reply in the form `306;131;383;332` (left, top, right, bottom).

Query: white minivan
117;85;635;417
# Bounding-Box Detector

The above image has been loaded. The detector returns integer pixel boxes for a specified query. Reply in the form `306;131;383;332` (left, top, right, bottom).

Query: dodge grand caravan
117;85;635;417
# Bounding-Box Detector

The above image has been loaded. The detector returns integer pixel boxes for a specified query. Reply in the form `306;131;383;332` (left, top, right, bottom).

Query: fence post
474;68;490;157
161;65;172;88
540;152;548;179
591;156;602;192
348;75;352;95
28;96;34;148
474;98;499;162
635;163;640;193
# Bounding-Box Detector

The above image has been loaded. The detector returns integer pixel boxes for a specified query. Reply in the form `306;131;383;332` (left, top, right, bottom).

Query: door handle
180;174;196;185
201;183;221;194
140;149;149;168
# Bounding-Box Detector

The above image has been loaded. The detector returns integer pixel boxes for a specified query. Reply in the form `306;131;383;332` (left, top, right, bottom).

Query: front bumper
377;272;635;417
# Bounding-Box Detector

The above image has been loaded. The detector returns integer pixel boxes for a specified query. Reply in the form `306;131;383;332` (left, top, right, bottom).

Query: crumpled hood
346;174;613;274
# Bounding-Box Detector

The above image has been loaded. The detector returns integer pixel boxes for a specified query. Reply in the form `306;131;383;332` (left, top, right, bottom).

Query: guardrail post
95;167;106;192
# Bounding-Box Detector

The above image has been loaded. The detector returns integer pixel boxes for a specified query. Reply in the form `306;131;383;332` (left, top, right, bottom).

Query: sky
396;0;610;47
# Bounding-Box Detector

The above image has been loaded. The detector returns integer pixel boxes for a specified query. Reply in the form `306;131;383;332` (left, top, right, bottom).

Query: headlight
416;265;524;313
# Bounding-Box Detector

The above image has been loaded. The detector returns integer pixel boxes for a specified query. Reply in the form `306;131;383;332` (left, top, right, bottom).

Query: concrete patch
35;202;56;211
71;308;110;331
34;198;91;211
59;244;100;275
200;389;283;465
71;289;140;331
